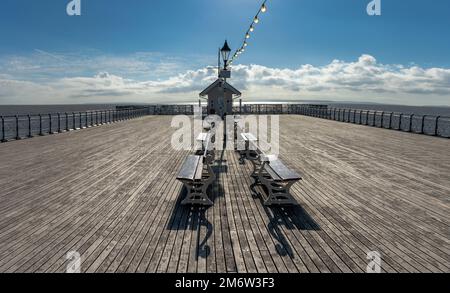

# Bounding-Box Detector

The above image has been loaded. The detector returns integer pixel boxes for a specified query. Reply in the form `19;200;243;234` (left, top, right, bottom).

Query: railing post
39;114;44;136
91;112;94;127
58;113;62;133
65;113;69;131
1;116;7;142
366;111;369;125
434;116;440;137
421;115;426;134
85;112;88;128
15;115;21;140
409;114;414;132
380;112;384;128
28;115;33;138
95;111;98;125
398;113;403;131
79;112;83;129
359;110;363;124
389;112;393;129
72;112;76;130
49;113;54;134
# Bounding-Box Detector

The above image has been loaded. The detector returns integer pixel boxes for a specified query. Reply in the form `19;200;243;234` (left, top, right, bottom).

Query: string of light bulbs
229;0;268;66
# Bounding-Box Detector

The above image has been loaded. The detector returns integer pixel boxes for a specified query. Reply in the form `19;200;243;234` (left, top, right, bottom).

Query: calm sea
0;104;117;116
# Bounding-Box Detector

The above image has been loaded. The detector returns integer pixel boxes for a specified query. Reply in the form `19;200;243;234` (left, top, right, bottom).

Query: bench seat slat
177;155;201;181
265;159;302;182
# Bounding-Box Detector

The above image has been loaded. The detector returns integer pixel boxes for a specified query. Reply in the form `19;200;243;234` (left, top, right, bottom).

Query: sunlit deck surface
0;115;449;273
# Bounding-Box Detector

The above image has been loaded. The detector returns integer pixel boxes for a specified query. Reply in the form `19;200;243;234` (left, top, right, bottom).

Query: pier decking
0;115;449;273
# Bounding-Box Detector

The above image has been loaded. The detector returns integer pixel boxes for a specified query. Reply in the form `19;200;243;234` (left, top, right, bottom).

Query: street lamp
221;40;231;69
219;40;232;79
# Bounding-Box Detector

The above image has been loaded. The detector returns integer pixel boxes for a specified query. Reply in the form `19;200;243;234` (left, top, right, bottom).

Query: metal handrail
1;105;449;142
0;108;147;143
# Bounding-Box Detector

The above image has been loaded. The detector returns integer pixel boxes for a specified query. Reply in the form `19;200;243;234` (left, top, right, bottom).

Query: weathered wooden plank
0;115;448;273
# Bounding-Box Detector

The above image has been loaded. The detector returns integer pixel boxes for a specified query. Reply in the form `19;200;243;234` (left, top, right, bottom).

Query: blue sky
1;0;450;105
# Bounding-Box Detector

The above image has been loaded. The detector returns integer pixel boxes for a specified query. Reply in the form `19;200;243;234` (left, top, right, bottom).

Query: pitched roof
199;79;242;97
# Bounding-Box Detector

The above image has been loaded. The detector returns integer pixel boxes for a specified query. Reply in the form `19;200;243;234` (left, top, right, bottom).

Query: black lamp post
220;40;231;70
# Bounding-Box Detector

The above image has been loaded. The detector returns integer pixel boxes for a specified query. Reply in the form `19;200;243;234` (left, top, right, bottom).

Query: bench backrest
245;133;301;181
177;155;202;181
264;159;301;181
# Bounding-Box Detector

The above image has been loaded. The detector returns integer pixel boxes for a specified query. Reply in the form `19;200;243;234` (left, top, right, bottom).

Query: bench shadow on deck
167;149;320;262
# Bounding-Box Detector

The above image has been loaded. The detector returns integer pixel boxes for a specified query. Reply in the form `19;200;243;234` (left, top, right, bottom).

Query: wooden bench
177;136;215;206
241;135;302;206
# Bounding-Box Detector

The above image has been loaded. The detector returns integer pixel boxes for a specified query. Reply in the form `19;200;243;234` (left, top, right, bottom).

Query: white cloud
1;54;450;106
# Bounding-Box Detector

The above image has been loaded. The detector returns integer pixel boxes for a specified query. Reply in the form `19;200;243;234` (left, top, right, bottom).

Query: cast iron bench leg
257;163;298;206
181;164;215;206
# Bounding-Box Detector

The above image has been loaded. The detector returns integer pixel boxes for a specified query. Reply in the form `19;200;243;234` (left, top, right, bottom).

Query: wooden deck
0;115;449;273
